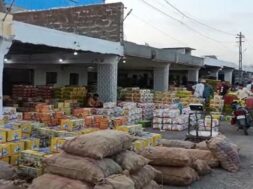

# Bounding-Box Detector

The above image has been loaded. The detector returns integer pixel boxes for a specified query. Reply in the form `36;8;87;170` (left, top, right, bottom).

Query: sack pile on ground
29;130;160;189
141;146;200;186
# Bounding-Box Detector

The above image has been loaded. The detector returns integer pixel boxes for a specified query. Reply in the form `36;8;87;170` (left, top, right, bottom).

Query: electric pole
236;32;245;84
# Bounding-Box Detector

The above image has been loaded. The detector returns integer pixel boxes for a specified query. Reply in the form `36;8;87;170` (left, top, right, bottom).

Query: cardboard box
10;154;20;166
18;165;43;178
50;137;66;153
0;156;10;163
0;130;7;143
1;143;11;157
10;141;25;155
23;138;40;150
0;128;22;142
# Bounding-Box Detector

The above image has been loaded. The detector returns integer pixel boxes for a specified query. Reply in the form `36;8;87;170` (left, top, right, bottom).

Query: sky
106;0;253;66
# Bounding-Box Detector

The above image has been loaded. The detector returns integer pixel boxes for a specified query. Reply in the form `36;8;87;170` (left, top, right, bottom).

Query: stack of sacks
153;109;187;131
30;130;159;189
141;146;199;186
137;103;155;120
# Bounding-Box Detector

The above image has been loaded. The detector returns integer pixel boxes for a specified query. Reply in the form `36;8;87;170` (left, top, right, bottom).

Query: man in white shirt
246;81;253;91
236;84;253;100
192;79;205;98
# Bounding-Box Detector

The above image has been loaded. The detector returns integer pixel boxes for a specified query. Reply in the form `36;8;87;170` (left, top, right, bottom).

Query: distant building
4;0;105;10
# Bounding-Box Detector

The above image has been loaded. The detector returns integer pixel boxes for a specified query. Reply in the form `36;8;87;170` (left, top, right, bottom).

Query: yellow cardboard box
0;128;22;142
22;132;31;139
23;139;40;150
10;141;25;155
10;154;20;166
132;140;145;153
0;130;7;143
50;137;66;153
19;123;32;134
0;156;9;163
1;143;11;157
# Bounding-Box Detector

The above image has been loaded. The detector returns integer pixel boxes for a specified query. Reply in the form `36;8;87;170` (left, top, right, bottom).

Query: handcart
186;104;219;142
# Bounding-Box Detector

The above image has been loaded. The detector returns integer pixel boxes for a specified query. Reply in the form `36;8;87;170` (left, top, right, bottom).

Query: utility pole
236;32;245;84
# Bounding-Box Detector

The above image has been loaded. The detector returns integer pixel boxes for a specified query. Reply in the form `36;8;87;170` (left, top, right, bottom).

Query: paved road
145;122;253;189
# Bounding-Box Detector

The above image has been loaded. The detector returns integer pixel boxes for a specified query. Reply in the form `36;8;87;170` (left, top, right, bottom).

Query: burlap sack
143;180;160;189
154;166;199;186
62;130;133;159
0;161;17;180
185;149;219;168
207;136;240;172
195;141;209;150
141;147;191;167
29;174;92;189
94;174;135;189
159;139;195;149
114;150;149;173
44;153;122;184
192;160;212;176
130;165;158;189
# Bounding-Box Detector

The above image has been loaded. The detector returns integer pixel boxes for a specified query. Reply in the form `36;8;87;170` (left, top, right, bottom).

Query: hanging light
74;51;78;56
59;58;63;63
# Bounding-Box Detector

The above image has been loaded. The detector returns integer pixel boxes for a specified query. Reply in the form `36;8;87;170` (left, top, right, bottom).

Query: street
146;122;253;189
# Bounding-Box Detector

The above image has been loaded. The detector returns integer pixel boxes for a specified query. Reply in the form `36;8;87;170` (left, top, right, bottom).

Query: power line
131;13;189;46
140;0;236;53
162;0;236;37
236;32;245;83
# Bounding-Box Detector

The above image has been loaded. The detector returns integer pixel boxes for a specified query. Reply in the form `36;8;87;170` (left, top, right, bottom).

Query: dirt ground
145;122;253;189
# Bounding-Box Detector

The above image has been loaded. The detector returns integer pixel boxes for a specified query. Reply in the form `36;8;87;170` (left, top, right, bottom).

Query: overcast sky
106;0;253;66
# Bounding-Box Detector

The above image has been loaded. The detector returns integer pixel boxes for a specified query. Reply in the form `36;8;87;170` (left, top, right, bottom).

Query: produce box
116;124;143;135
9;141;25;155
23;138;40;150
0;128;22;142
50;137;67;153
18;165;43;178
1;143;11;157
0;130;7;143
10;154;20;166
19;150;45;168
0;156;10;163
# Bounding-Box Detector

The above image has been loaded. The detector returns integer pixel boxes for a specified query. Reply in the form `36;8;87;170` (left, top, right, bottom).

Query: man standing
192;79;205;98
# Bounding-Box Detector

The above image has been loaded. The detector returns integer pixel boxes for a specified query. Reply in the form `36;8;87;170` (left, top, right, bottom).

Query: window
46;72;57;85
69;73;79;85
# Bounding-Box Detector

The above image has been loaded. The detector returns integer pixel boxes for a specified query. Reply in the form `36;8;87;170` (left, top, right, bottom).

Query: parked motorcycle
231;100;253;135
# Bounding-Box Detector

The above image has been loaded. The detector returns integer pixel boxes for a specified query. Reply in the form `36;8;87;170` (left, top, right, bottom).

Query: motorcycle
231;100;253;135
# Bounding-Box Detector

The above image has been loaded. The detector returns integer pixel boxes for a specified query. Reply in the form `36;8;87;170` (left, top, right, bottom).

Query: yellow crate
151;133;162;146
0;128;22;142
50;137;66;153
1;143;11;157
23;139;40;150
0;156;9;163
9;141;25;155
22;132;31;139
79;128;99;135
10;154;20;166
132;140;145;153
0;130;7;143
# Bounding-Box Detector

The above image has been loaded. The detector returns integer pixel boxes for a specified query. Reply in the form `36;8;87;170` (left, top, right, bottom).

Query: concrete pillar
223;68;234;84
188;68;200;83
97;61;118;102
0;39;12;114
153;64;170;91
78;67;88;86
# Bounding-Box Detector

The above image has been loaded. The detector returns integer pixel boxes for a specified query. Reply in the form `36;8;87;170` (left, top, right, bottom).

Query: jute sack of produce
0;161;17;180
94;174;135;189
195;141;209;150
29;174;92;189
213;135;240;153
44;153;122;184
143;180;160;189
154;166;199;186
185;149;219;168
158;139;195;149
130;165;158;189
207;136;240;172
192;160;212;176
141;147;191;167
62;130;133;159
114;150;150;173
